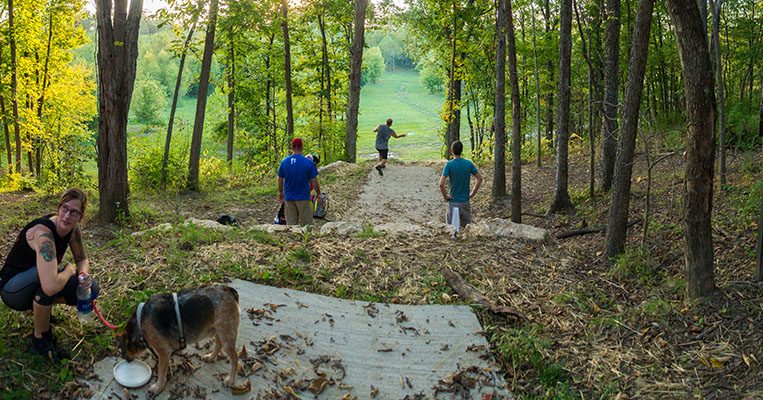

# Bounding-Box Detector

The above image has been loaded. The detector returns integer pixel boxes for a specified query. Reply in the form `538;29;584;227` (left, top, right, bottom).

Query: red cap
291;138;303;149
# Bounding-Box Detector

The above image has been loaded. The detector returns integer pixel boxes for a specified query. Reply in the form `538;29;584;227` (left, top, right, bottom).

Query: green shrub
722;181;762;227
638;296;673;319
610;246;658;284
132;79;167;126
490;324;576;399
361;47;385;86
356;223;382;238
128;134;189;193
419;63;444;95
726;101;762;150
0;172;38;193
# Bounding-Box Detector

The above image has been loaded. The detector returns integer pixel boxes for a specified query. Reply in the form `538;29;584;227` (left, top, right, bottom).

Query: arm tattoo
40;238;56;262
71;227;86;262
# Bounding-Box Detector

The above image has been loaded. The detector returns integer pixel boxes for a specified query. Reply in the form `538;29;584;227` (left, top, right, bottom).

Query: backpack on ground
313;193;329;219
274;203;286;225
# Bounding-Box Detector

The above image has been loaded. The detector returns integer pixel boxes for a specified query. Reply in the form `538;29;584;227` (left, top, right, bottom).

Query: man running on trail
373;118;406;176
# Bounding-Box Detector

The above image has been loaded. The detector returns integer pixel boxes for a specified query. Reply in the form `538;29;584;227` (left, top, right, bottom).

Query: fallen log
555;219;642;239
441;269;524;320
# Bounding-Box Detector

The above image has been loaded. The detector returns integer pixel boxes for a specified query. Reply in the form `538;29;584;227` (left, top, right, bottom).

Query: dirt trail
348;164;445;224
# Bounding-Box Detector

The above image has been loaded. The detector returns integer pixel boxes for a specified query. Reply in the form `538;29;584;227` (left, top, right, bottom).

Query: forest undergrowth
0;147;761;399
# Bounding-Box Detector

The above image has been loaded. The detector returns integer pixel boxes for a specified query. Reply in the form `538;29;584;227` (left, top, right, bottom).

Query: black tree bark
548;0;574;214
162;22;195;187
666;0;718;299
227;39;235;165
281;0;294;137
8;0;22;174
95;0;143;222
492;0;507;198
507;0;522;223
604;0;655;259
187;0;218;191
757;185;763;281
600;0;621;192
345;0;367;163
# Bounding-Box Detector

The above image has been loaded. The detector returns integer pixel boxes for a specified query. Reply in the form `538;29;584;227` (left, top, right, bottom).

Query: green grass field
358;70;446;161
121;70;448;168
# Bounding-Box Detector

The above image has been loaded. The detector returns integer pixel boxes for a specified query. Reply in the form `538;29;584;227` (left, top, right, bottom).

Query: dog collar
135;295;186;352
173;293;186;350
136;302;146;343
135;302;155;358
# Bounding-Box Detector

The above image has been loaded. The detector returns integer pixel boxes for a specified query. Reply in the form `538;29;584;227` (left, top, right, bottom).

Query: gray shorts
285;200;313;225
446;202;472;227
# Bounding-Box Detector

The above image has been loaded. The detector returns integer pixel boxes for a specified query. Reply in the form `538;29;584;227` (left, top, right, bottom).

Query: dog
117;284;241;394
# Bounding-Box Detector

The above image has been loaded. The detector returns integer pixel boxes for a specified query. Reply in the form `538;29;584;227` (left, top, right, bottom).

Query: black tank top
0;215;72;287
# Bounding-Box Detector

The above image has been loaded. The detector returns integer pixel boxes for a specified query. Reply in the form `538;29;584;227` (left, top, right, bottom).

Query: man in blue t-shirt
438;140;483;228
373;118;406;176
278;138;321;225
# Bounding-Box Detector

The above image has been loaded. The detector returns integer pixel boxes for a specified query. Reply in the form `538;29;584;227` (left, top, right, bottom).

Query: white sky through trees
86;0;401;15
86;0;168;15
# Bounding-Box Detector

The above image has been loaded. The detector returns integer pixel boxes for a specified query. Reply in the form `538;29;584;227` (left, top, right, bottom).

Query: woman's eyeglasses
60;204;82;218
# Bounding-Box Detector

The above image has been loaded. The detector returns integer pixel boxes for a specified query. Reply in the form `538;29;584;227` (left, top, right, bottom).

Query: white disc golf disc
113;359;152;388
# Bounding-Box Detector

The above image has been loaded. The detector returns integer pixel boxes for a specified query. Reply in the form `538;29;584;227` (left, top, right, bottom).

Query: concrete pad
82;279;512;399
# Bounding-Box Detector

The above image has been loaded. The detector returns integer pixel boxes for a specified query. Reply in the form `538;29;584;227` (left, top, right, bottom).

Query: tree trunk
445;0;462;155
760;72;763;140
493;0;507;198
9;0;22;174
605;0;655;259
757;181;763;281
755;73;762;281
227;38;235;166
548;0;574;214
345;0;367;163
1;94;11;173
543;0;554;147
265;34;276;165
696;0;707;37
318;14;333;122
600;0;621;192
709;0;725;187
162;22;195;187
318;16;325;153
574;0;595;200
531;2;541;167
187;0;218;191
36;13;53;176
447;77;462;153
666;0;717;300
0;46;12;172
281;0;294;137
507;0;522;223
96;0;143;222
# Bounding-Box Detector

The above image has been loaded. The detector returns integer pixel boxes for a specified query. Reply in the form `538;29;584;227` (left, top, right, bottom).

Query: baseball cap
291;138;303;149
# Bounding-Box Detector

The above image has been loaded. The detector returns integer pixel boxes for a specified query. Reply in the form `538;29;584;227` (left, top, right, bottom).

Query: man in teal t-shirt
439;140;483;228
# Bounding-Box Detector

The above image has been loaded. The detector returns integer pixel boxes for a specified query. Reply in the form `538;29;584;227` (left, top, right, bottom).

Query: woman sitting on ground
0;188;99;361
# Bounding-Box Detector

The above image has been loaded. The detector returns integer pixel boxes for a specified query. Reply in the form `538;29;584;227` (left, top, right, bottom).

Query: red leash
91;300;118;330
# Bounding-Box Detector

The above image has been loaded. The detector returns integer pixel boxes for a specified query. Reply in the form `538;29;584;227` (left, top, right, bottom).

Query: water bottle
76;273;93;323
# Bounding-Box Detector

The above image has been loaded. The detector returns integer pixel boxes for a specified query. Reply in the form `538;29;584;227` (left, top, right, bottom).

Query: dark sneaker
31;330;70;361
375;165;383;176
